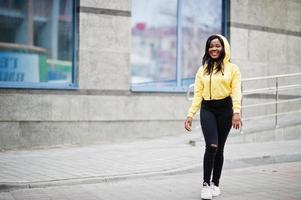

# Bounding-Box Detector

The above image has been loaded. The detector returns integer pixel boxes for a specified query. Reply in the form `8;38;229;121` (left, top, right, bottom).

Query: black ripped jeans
200;96;233;186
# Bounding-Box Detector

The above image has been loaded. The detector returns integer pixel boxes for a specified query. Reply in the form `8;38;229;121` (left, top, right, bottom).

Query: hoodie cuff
233;108;240;114
187;113;194;118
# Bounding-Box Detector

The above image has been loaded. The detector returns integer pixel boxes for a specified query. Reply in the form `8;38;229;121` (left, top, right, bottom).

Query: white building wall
0;0;300;150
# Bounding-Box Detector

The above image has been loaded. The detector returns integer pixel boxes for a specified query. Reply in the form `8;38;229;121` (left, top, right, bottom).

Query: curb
1;153;300;192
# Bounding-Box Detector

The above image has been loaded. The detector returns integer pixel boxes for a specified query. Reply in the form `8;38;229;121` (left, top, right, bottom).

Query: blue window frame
131;0;229;92
0;0;78;89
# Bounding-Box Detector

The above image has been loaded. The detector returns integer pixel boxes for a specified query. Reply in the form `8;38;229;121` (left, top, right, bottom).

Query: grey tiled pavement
0;133;300;192
0;162;300;200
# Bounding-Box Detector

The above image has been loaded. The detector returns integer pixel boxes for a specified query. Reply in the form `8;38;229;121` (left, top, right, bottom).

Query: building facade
0;0;300;149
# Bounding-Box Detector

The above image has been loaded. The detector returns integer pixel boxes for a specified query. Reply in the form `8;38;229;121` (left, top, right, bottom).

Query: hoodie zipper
209;72;213;100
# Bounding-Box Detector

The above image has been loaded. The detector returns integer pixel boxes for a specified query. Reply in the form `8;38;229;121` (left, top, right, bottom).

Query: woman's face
208;38;223;60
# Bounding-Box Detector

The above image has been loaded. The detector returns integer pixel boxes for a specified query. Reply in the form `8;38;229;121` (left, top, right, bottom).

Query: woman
184;34;241;199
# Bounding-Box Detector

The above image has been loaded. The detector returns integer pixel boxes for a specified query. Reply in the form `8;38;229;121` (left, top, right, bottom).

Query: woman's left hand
232;113;241;129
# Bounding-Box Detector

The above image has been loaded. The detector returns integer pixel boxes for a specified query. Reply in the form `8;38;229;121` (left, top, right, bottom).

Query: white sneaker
201;183;212;199
211;182;221;197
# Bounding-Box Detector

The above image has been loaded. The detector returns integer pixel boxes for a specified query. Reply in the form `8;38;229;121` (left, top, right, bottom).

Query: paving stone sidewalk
1;161;300;200
0;133;300;191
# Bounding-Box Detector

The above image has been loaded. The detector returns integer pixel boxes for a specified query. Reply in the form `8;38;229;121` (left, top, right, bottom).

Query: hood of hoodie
215;34;231;64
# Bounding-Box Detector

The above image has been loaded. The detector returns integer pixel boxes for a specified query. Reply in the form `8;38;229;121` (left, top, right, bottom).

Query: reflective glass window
131;0;177;88
131;0;226;92
0;0;77;88
181;0;222;87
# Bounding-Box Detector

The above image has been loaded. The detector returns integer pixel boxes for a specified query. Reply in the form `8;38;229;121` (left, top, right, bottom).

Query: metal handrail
243;84;301;95
243;98;301;108
186;84;194;101
186;72;301;129
242;72;301;81
242;110;301;121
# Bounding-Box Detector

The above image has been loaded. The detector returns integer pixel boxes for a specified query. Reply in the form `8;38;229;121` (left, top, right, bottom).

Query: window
0;0;78;89
131;0;228;92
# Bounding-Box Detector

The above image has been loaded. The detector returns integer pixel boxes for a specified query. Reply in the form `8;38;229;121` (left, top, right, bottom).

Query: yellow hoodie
187;35;241;118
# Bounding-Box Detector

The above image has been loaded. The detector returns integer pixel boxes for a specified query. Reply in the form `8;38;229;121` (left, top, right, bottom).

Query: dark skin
184;113;241;132
184;38;241;132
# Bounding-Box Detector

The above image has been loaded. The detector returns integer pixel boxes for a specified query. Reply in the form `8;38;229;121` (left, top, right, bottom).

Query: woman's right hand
184;117;193;132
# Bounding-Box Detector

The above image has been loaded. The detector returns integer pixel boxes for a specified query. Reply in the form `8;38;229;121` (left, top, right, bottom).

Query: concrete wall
0;1;190;150
230;0;301;78
0;0;300;150
230;0;301;128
